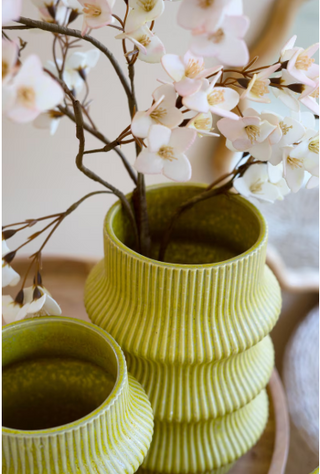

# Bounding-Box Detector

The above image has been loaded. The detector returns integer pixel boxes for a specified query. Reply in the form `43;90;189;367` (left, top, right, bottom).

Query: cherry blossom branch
72;99;139;250
15;17;133;109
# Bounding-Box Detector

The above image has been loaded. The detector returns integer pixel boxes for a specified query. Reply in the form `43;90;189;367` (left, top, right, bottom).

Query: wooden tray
4;257;290;474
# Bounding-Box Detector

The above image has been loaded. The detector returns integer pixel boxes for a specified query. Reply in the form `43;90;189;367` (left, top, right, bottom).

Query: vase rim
105;182;268;268
2;316;127;437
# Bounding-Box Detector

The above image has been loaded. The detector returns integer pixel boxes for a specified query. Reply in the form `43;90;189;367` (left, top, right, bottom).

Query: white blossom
117;26;165;64
2;285;62;325
187;112;219;137
2;240;20;288
2;39;19;85
190;15;249;67
131;84;183;138
4;55;64;123
182;73;240;120
33;109;64;135
125;0;164;33
233;163;282;202
134;124;196;181
217;108;276;161
78;0;115;36
240;64;280;103
161;51;222;97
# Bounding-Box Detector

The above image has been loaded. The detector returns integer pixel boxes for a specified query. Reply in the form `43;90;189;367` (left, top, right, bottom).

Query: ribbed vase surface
85;184;281;474
2;317;154;474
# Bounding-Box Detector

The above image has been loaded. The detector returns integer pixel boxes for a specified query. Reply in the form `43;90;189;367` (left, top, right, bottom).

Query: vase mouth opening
2;317;126;435
106;183;267;267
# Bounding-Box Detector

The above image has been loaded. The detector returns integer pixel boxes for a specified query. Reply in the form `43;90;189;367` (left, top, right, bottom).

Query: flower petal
169;127;197;153
147;124;171;151
163;153;192;182
134;150;164;174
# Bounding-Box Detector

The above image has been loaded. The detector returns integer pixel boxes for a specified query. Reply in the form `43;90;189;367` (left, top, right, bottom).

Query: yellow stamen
2;61;9;79
185;59;204;79
295;54;314;71
208;29;224;44
137;35;151;48
150;107;167;121
250;79;269;98
287;156;303;169
279;121;293;136
137;0;156;12
308;136;319;154
17;87;36;107
245;125;260;143
310;88;319;99
83;3;101;16
207;90;224;106
194;117;211;130
250;180;264;194
158;146;176;161
198;0;214;8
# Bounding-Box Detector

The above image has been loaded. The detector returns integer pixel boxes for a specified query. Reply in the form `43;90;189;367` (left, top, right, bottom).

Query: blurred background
2;0;319;473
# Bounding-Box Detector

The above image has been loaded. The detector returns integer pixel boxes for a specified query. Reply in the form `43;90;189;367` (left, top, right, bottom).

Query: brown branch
16;17;132;109
58;105;137;185
73;100;139;250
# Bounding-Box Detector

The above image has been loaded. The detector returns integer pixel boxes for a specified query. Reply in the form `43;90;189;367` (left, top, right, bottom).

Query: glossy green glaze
2;317;154;473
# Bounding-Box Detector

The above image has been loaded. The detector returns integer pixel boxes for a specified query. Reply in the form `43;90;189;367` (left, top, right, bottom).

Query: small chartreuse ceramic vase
2;317;154;474
84;183;282;474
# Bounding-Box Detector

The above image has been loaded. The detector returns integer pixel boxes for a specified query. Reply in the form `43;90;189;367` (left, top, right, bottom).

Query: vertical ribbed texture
84;190;281;474
3;368;153;474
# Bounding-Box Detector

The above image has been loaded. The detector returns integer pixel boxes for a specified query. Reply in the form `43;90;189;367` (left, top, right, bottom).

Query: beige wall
3;0;319;258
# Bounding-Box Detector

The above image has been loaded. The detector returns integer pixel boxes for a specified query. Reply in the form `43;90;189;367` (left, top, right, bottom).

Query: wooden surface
4;257;290;474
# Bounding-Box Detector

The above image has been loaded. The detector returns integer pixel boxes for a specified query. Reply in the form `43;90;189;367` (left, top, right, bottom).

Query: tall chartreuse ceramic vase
85;183;281;474
2;317;154;473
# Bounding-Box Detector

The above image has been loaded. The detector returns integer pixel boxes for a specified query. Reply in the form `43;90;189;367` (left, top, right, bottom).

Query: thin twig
58;105;137;184
73;100;139;249
16;17;132;109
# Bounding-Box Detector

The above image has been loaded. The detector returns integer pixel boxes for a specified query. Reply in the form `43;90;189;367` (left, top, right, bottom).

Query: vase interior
2;318;118;431
111;185;263;264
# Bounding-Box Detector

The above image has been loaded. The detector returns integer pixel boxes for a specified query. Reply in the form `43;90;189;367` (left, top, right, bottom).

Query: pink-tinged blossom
125;0;164;33
177;0;232;34
134;124;196;181
117;26;165;64
299;78;319;115
190;15;249;67
260;112;305;165
233;163;283;203
280;35;319;88
78;0;114;36
2;39;19;85
2;0;22;25
282;132;319;193
187;112;219;137
267;162;290;200
240;64;280;103
5;55;64;123
217;108;276;161
271;70;300;112
161;51;222;97
131;84;183;138
183;73;239;120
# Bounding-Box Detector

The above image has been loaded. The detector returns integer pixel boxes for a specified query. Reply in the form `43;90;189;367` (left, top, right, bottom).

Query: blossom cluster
131;35;319;201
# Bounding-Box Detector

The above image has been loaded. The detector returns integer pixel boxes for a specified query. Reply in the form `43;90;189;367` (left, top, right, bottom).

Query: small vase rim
2;316;127;437
105;182;268;269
